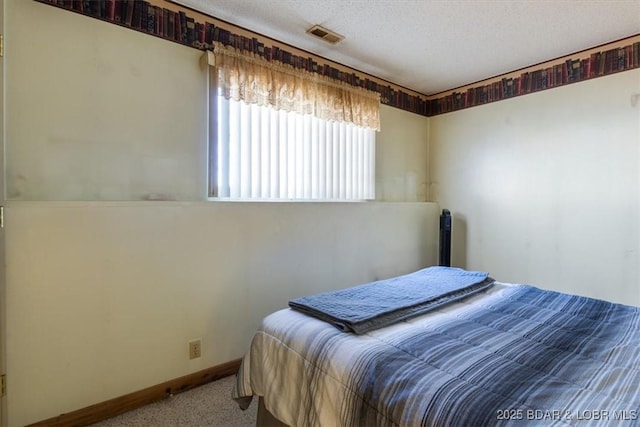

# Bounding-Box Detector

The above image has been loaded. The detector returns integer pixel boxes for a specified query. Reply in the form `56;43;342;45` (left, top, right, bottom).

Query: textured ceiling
174;0;640;95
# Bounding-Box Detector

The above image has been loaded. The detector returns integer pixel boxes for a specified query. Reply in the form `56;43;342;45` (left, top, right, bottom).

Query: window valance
206;43;381;131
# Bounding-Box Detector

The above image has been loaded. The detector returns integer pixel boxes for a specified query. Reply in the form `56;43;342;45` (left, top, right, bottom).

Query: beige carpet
91;375;257;426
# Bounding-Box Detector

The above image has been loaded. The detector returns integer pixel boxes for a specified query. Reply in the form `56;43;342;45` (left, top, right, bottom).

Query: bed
232;266;640;426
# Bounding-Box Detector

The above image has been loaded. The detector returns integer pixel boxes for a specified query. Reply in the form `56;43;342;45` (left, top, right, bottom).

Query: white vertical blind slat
269;110;279;199
259;106;269;198
318;122;326;198
279;113;288;199
216;95;231;198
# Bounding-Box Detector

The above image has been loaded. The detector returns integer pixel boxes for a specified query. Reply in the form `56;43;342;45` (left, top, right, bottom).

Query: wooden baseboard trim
27;358;242;427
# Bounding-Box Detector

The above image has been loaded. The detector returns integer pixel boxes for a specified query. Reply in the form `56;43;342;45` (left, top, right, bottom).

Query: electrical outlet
189;339;202;359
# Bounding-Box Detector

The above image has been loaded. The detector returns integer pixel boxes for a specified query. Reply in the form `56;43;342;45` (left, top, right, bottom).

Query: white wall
4;1;433;425
430;69;640;305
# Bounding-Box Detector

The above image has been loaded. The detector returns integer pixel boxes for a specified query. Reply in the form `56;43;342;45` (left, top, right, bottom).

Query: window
206;44;380;201
212;96;375;200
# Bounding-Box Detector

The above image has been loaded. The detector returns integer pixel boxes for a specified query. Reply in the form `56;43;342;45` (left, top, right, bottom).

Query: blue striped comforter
233;283;640;426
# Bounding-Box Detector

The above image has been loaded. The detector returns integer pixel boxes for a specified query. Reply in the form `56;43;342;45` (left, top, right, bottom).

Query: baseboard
27;358;242;427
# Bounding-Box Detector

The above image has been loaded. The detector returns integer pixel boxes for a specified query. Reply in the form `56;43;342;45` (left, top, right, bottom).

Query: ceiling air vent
306;25;344;44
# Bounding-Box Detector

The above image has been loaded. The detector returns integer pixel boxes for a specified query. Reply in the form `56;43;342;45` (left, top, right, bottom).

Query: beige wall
6;2;207;202
430;69;640;305
6;2;428;203
4;1;433;425
5;201;438;426
377;106;430;202
8;0;639;425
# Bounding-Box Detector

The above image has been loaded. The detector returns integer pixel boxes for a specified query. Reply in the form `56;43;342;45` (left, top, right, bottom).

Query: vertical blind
214;96;375;200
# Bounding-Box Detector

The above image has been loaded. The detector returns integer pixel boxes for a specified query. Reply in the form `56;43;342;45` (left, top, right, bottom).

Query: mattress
233;281;640;426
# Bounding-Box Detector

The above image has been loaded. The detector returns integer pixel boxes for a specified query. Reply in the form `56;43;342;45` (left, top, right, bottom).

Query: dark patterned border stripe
428;38;640;116
32;1;640;118
32;0;429;116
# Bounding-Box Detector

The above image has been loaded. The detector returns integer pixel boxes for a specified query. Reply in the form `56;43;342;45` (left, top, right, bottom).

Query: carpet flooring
91;375;257;427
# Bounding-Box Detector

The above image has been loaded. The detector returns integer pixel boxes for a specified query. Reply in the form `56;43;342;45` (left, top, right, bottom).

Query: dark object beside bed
233;267;640;426
439;208;452;267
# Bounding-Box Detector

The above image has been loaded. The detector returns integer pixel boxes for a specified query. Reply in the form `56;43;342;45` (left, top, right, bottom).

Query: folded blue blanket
289;266;494;334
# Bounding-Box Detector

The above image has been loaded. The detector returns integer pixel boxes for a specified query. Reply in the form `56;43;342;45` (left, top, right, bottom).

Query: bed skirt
257;397;289;427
